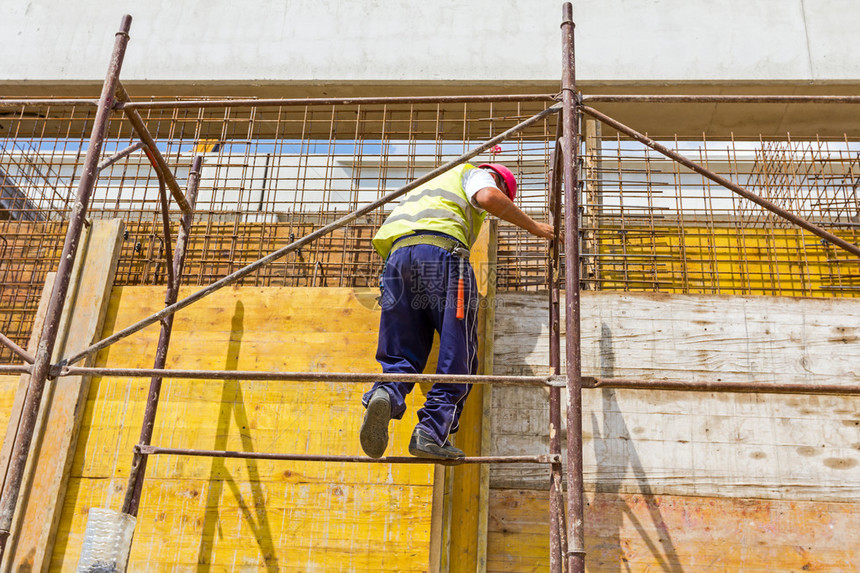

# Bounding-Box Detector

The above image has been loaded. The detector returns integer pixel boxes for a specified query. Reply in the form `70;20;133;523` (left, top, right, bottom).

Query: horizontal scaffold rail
0;366;27;375
0;94;557;109
57;367;564;387
135;445;560;466
585;378;860;396
2;363;857;396
581;94;860;104
4;93;860;109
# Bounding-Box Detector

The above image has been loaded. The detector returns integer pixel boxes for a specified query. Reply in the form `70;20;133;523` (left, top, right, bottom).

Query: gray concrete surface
2;0;858;88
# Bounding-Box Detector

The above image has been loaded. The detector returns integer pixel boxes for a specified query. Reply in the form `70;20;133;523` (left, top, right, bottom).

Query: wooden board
445;220;496;573
487;489;860;572
495;291;860;384
0;272;55;499
475;220;498;573
4;220;124;573
0;377;21;446
50;287;436;572
490;292;860;497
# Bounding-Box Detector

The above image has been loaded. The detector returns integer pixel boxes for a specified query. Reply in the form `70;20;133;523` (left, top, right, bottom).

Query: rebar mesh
1;97;858;362
580;128;859;294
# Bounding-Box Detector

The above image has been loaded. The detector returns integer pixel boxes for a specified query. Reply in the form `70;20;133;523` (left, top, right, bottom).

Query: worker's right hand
531;222;554;239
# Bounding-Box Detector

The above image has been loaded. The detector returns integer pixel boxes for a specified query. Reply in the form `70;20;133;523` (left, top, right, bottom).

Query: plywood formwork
0;379;17;447
487;489;860;572
0;221;499;572
486;291;860;569
50;286;437;572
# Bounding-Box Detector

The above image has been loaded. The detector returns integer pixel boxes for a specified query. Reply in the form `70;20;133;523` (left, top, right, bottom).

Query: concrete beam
1;0;858;90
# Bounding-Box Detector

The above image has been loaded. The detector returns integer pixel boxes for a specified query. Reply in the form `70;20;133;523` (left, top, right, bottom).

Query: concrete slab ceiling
1;0;858;136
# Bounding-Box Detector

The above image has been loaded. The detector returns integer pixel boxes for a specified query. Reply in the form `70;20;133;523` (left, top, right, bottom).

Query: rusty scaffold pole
561;2;586;572
0;15;133;561
134;446;560;466
0;334;34;365
547;119;568;572
2;363;858;397
121;156;203;518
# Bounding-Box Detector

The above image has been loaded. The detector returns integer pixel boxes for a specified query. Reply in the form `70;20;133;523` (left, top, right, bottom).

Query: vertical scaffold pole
548;122;567;572
0;15;133;562
560;3;586;572
122;156;203;517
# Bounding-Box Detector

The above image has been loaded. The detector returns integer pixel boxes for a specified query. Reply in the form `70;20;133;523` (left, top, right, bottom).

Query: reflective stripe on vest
372;163;487;259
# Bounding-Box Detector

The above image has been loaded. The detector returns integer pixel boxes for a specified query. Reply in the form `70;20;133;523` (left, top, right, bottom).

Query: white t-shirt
461;168;500;213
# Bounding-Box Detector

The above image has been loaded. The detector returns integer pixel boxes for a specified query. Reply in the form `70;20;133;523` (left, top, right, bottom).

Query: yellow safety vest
372;164;487;259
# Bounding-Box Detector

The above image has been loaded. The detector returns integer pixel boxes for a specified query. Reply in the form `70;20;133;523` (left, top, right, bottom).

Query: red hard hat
478;163;518;201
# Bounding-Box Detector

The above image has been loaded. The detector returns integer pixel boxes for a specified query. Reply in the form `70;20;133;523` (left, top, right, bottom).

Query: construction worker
360;162;553;459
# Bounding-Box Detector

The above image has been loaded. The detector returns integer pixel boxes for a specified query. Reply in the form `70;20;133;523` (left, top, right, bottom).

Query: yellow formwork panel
51;286;435;572
0;376;19;442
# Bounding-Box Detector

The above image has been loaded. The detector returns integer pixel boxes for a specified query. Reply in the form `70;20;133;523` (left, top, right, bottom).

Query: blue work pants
362;242;479;446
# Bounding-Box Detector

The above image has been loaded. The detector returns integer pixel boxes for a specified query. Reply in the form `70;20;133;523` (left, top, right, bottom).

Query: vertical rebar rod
122;156;202;517
582;119;602;290
0;15;132;561
147;149;175;289
547;122;567;572
561;3;586;572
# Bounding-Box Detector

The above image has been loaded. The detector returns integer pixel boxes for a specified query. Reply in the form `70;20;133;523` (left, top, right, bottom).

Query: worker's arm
473;187;554;239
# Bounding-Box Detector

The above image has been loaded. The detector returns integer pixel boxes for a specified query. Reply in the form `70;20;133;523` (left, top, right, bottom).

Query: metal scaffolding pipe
55;365;562;387
0;14;132;560
0;99;100;108
579;104;860;259
62;101;562;367
136;445;561;466
148;150;175;289
0;333;35;365
0;366;29;376
582;94;860;104
122;155;202;518
4;94;858;111
115;83;192;214
118;94;557;110
96;140;145;171
561;3;586;572
585;377;860;396
1;364;855;397
547;122;567;573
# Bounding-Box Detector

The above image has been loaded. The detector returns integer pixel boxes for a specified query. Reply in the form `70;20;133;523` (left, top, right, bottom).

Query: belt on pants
388;233;472;320
388;234;470;260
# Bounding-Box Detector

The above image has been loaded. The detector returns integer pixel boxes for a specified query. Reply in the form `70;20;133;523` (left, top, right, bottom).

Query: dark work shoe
360;388;391;458
408;428;465;460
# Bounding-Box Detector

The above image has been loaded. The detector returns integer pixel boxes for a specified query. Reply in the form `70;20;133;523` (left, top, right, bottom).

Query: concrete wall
487;291;860;570
2;0;859;91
